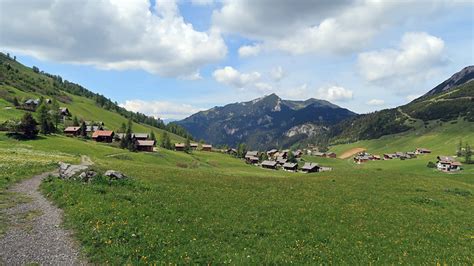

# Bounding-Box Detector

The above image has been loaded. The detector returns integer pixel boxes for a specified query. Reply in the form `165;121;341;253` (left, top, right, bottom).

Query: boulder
104;170;127;180
58;162;88;179
78;170;98;182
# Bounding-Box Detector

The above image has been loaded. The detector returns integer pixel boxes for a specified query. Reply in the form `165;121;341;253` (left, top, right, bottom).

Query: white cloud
120;100;203;120
213;66;261;89
366;99;385;106
238;44;261;57
317;86;353;102
358;32;447;84
0;0;227;78
191;0;214;6
270;66;285;82
213;0;456;55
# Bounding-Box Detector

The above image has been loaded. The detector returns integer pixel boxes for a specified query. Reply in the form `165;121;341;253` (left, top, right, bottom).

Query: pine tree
237;143;247;158
19;112;38;139
160;131;172;149
121;119;133;150
12;97;19;107
50;99;61;129
465;143;472;164
37;103;52;134
184;137;191;153
72;116;80;126
457;140;463;156
120;122;127;133
287;151;297;163
259;152;268;162
79;121;87;137
150;131;156;144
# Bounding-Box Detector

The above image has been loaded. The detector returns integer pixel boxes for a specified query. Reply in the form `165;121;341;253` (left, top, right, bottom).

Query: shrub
427;161;436;168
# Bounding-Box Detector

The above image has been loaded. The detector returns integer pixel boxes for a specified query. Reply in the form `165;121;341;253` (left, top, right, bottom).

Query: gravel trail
0;158;92;265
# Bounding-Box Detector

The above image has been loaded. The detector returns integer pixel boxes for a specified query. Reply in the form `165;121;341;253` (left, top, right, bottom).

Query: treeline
0;52;193;139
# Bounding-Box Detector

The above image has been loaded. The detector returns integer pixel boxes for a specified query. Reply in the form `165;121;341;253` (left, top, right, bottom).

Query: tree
149;131;156;145
237;143;247;158
37;103;53;134
121;119;134;150
32;66;40;73
160;131;172;149
259;152;268;162
50;99;61;129
72;116;80;126
184;137;191;153
19;112;38;139
457;140;463;157
79;121;87;137
287;151;297;163
465;143;472;164
12;97;19;107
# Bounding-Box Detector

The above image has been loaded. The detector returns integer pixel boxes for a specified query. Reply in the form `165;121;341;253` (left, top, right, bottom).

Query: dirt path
339;147;366;159
0;157;93;265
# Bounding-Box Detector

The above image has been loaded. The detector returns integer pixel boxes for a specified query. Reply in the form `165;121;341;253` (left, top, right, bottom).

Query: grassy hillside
1;132;472;263
0;53;186;143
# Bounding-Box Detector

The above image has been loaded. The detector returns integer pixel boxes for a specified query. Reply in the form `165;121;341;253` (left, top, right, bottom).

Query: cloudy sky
1;0;473;120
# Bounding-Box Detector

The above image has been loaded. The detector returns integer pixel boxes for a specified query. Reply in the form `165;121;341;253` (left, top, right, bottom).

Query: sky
0;0;473;121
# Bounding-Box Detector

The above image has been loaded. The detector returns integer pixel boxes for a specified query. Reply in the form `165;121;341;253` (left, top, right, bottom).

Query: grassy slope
0;132;472;263
0;55;185;143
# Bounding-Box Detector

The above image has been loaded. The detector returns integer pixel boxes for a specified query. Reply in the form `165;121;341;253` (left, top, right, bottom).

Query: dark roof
133;133;149;139
302;162;319;170
283;162;298;168
261;160;277;167
248;156;259;162
245;151;259;157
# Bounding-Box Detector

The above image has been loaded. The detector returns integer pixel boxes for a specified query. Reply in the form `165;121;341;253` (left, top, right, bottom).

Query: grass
0;130;472;263
0;85;185;144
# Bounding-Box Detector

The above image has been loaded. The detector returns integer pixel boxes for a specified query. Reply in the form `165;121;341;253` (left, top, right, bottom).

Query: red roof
92;130;114;138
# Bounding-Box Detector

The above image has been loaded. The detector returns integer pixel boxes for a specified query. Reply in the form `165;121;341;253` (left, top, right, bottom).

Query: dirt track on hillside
339;147;366;159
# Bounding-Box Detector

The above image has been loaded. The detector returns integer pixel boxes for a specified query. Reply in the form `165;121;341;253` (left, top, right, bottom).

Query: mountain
328;66;474;145
176;93;356;149
418;66;474;99
0;52;190;142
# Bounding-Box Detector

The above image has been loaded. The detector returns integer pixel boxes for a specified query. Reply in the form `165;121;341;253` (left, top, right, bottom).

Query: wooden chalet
226;148;237;155
354;155;370;164
436;156;462;172
416;148;432;154
293;150;303;158
282;162;298;172
261;160;277;169
276;157;288;165
245;151;259;162
406;152;417;159
24;98;40;107
190;143;198;150
383;153;397;160
301;163;320;173
247;156;259;165
325;152;337;158
175;143;185;151
370;155;381;160
64;126;80;136
313;152;325;157
202;144;212;151
133;133;149;140
266;149;278;158
137;140;155;152
92;130;114;142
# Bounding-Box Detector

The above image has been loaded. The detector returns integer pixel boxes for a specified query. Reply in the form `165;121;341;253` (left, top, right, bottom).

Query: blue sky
1;0;473;120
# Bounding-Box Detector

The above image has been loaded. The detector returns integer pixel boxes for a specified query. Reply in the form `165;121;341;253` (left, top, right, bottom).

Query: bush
427;161;436;168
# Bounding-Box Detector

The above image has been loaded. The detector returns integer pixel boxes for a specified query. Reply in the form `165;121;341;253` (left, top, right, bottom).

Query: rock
104;170;127;180
78;171;97;182
58;162;88;179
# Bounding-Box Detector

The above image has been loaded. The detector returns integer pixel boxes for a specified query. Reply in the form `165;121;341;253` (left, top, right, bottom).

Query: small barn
437;158;462;172
384;153;396;160
245;151;259;162
92;130;114;142
354;155;369;164
293;150;303;158
190;143;198;150
64;126;80;136
261;160;277;169
247;156;259;165
59;107;70;117
175;143;185;151
301;163;320;173
266;149;278;158
133;133;149;140
137;140;155;152
282;162;298;172
276;157;288;165
202;144;212;151
325;152;337;158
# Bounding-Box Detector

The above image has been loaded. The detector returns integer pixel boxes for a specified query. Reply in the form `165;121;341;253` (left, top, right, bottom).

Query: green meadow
0;126;473;264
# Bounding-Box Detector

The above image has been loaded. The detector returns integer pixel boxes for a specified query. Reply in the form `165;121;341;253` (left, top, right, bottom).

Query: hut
293;150;303;158
137;140;155;152
384;153;396;160
133;133;149;140
276;157;288;165
63;126;80;136
354;155;369;164
301;163;320;173
325;152;337;158
202;144;212;151
190;143;198;150
282;162;298;172
436;156;462;172
92;130;114;142
416;148;432;154
175;143;185;151
245;151;259;162
261;160;277;169
59;107;70;117
247;156;259;165
266;149;278;158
